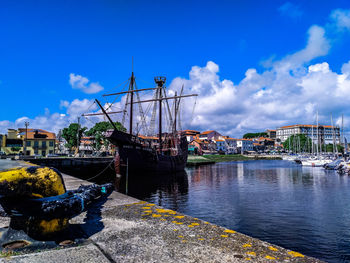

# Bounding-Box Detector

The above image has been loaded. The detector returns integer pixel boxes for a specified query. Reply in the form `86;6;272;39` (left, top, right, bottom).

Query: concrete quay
0;163;323;262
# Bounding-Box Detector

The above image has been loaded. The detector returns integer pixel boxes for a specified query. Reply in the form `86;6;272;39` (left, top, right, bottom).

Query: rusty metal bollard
0;166;113;246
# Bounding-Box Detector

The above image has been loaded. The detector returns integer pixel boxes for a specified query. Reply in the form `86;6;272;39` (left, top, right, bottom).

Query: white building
276;124;340;144
236;139;254;153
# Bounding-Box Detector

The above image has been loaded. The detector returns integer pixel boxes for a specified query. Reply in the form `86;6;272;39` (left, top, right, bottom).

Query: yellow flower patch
142;207;152;209
188;225;194;227
288;251;304;258
224;229;236;234
178;235;184;238
198;238;204;240
191;223;200;226
246;252;256;256
268;246;278;251
245;257;251;261
174;215;185;219
243;243;252;248
145;203;155;206
265;256;275;260
220;235;228;238
172;221;183;225
160;218;166;221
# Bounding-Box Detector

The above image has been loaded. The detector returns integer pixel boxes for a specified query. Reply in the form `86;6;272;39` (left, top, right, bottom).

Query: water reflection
129;160;350;262
125;170;189;211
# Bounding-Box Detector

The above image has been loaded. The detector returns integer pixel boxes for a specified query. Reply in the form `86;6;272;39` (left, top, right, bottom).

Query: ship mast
129;71;135;134
154;76;166;152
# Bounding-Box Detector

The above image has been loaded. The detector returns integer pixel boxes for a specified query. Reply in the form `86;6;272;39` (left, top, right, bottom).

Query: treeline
61;121;126;151
243;132;268;139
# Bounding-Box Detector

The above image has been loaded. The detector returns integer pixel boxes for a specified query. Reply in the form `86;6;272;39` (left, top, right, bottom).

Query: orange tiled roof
19;128;56;140
200;130;215;135
182;129;200;133
138;135;158;140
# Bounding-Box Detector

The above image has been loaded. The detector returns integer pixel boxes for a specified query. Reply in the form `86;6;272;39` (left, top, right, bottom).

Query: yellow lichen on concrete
174;215;184;219
268;246;278;251
191;222;200;226
156;208;172;213
265;255;276;260
288;251;304;258
152;214;161;218
246;252;256;256
243;243;252;248
145;203;155;206
224;229;236;234
220;235;228;238
245;257;251;261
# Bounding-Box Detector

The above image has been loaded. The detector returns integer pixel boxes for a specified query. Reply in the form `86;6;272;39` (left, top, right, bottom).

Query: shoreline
187;154;282;166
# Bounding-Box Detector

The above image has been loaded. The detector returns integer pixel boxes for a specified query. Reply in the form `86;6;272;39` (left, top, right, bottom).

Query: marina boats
92;71;197;175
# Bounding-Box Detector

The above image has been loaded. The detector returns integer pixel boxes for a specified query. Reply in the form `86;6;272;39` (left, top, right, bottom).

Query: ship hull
116;145;187;174
107;130;188;175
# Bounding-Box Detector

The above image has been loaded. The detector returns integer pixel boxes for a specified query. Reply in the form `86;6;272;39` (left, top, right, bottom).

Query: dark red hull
107;130;188;175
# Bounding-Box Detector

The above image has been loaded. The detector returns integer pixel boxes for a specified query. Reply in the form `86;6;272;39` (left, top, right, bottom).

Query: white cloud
278;2;303;19
330;9;350;31
69;73;104;94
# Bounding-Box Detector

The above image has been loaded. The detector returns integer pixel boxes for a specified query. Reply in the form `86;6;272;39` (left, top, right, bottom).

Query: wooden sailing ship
93;70;197;175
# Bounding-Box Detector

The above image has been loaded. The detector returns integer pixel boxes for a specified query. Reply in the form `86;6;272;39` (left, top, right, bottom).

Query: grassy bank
187;154;281;165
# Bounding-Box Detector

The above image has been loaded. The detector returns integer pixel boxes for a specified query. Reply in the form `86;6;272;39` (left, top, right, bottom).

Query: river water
127;160;350;263
1;159;349;262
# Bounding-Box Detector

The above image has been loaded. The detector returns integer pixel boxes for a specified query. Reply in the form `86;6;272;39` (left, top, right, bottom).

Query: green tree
62;123;87;151
85;121;126;151
243;132;267;139
283;134;312;152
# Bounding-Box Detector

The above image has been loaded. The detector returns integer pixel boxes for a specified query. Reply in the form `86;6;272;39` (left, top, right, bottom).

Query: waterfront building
216;140;226;152
224;137;237;154
188;139;203;155
182;130;200;142
236;139;254;153
2;128;56;156
276;124;340;144
266;129;276;139
199;130;223;141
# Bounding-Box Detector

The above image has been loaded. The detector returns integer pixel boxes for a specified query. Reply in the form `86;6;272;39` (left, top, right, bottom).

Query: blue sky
1;0;350;136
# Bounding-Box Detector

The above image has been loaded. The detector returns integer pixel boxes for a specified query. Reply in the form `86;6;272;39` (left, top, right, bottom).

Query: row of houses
184;130;277;155
0;128;56;156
